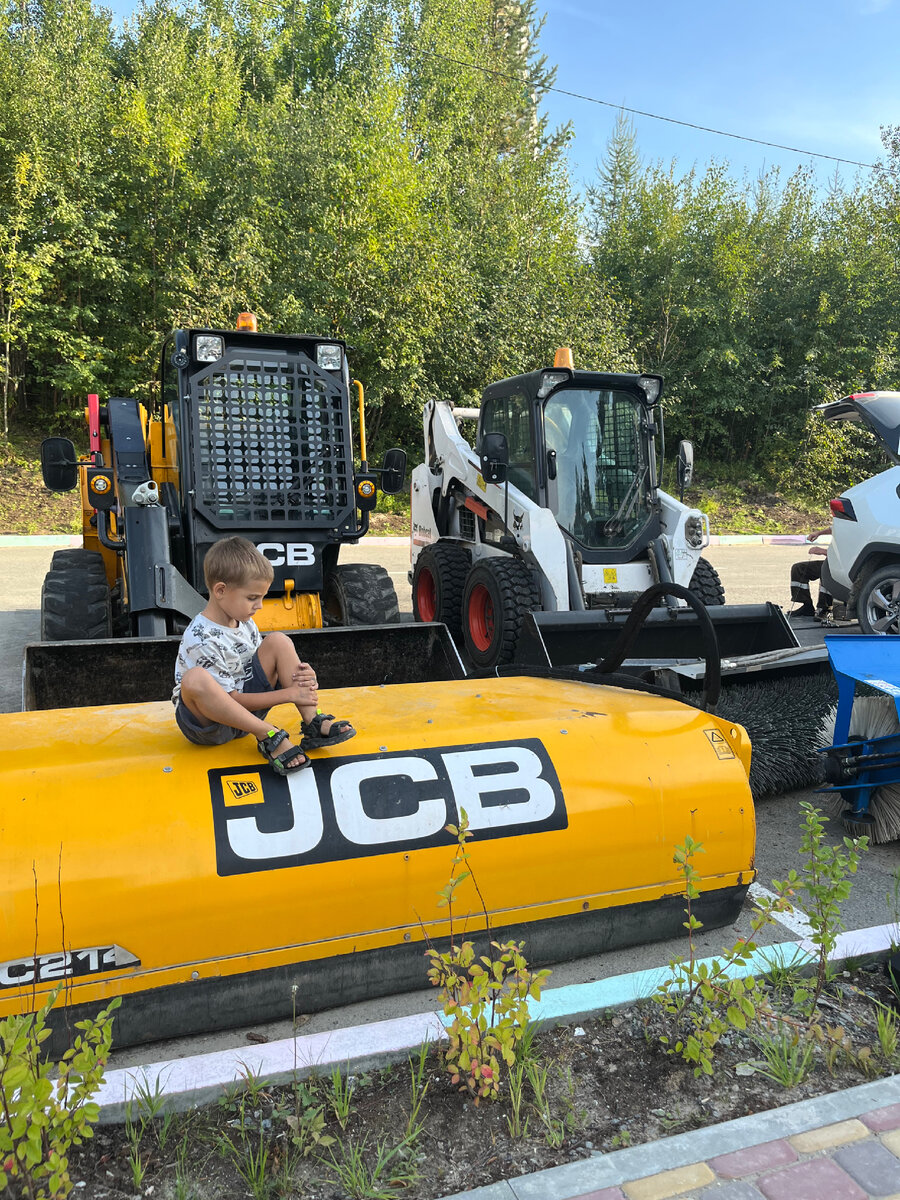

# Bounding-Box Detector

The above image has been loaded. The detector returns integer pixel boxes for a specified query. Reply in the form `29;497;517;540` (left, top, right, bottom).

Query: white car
819;391;900;633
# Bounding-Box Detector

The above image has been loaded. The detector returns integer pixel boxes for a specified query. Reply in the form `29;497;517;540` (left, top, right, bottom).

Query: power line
380;34;880;171
182;2;881;170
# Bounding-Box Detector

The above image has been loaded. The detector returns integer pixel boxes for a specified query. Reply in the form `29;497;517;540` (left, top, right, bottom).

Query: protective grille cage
193;353;352;526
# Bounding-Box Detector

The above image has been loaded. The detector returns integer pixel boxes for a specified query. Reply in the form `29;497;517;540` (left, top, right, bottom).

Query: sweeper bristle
707;673;839;801
836;695;900;844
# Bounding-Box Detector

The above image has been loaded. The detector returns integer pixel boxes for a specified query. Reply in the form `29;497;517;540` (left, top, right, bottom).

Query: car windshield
545;387;650;548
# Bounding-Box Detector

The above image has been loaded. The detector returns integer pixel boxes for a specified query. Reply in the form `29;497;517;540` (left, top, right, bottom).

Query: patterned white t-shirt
172;613;262;705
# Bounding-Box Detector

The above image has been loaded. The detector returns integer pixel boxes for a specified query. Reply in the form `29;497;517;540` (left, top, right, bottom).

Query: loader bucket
516;603;800;675
23;623;464;711
1;674;755;1052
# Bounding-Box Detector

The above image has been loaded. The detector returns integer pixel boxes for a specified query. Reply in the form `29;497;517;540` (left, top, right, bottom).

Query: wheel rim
866;578;900;634
417;569;437;621
468;583;495;652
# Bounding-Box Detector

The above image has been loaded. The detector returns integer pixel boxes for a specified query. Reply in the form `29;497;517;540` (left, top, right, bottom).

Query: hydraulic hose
594;581;722;712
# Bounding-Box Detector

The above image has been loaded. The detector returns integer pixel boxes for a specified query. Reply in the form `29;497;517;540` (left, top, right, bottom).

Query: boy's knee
181;666;214;697
262;631;293;653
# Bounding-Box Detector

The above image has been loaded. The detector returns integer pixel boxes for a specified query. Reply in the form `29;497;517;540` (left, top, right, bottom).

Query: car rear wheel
858;563;900;634
462;557;540;669
411;543;471;636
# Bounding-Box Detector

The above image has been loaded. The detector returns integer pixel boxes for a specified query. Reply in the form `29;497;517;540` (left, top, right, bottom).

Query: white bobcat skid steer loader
409;352;795;672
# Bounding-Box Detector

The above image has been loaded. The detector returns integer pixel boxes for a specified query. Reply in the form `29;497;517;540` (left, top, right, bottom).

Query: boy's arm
229;682;317;713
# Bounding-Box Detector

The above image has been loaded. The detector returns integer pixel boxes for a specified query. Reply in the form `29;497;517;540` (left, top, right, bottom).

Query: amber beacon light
236;311;258;331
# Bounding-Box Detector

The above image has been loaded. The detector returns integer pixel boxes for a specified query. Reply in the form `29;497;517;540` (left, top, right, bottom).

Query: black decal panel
211;739;567;876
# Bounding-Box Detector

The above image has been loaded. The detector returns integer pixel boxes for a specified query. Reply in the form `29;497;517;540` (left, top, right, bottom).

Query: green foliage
323;1130;420;1200
425;809;551;1103
773;802;868;1010
654;836;788;1077
0;990;120;1199
753;1027;815;1087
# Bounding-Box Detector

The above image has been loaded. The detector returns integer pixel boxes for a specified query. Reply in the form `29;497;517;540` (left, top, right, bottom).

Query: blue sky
537;0;895;192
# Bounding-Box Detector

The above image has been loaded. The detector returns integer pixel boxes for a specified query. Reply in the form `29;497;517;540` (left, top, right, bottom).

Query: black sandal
257;728;311;776
299;713;356;750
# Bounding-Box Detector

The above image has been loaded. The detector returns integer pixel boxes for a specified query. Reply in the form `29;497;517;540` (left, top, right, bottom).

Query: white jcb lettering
256;542;315;567
331;758;445;845
443;747;556;829
0;960;34;987
225;770;324;860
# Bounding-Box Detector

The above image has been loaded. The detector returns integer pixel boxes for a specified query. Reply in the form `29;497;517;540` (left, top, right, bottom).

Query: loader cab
478;369;664;563
160;325;359;598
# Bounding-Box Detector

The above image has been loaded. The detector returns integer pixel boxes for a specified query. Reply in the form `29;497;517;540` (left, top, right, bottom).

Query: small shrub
425;810;551;1103
0;991;120;1199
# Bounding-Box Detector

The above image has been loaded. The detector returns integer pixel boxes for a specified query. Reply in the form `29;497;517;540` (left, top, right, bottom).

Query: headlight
537;370;570;398
638;374;662;404
195;335;224;363
685;515;704;548
316;343;343;371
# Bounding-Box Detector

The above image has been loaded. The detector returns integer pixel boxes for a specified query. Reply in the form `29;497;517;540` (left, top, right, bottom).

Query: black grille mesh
192;354;352;527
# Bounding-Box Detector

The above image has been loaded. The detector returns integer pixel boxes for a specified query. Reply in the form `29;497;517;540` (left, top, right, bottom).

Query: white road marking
749;882;814;938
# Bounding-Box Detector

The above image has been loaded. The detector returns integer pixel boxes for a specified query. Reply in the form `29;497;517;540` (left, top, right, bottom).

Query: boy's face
213;577;272;624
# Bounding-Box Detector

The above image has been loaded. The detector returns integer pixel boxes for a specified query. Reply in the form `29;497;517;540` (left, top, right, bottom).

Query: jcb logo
210;740;566;876
256;542;315;567
226;779;260;800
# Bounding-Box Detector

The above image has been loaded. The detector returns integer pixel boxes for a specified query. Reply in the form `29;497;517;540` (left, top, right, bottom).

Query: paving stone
884;1130;900;1158
835;1140;900;1195
863;1104;900;1133
570;1190;627;1200
789;1119;869;1154
708;1140;796;1179
697;1182;765;1199
756;1157;866;1200
623;1163;715;1200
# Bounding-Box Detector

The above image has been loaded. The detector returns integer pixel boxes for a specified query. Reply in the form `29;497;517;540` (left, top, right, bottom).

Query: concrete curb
0;534;81;546
93;921;897;1123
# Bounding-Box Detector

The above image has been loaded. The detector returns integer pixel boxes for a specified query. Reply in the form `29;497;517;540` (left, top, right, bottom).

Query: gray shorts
175;652;275;746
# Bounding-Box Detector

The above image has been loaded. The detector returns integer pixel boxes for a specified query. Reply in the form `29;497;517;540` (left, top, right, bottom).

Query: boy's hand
291;662;318;686
281;681;318;706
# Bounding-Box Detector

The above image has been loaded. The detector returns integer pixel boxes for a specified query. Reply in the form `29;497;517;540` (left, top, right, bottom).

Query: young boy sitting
172;536;355;775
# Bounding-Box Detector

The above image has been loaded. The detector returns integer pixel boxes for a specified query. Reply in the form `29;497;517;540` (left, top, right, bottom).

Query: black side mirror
480;432;509;483
40;438;79;492
676;439;694;501
380;447;407;495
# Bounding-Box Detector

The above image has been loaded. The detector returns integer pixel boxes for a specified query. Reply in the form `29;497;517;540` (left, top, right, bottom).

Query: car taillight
830;497;857;521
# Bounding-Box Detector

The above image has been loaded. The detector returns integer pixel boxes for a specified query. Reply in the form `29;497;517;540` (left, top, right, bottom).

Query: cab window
480;391;536;500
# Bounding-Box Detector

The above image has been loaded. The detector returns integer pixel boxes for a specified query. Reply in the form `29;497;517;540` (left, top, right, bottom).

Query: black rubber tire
323;563;400;626
858;563;900;635
688;556;726;606
49;548;107;576
412;542;471;636
462;557;541;669
40;565;112;641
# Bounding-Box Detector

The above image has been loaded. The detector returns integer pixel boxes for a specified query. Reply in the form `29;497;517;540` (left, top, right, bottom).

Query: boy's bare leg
257;632;337;729
179;667;306;768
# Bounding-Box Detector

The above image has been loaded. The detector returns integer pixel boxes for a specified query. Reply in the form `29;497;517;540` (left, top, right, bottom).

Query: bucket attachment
23;623;465;711
516;603;802;678
1;673;754;1051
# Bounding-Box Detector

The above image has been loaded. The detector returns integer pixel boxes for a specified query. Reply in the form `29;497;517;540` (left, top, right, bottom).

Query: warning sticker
603;568;618;584
704;728;735;760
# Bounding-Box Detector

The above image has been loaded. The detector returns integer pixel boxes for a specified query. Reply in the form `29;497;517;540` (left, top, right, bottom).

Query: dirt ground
66;965;900;1199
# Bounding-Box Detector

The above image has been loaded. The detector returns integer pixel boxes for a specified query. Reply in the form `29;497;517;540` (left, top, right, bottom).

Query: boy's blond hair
203;537;274;590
